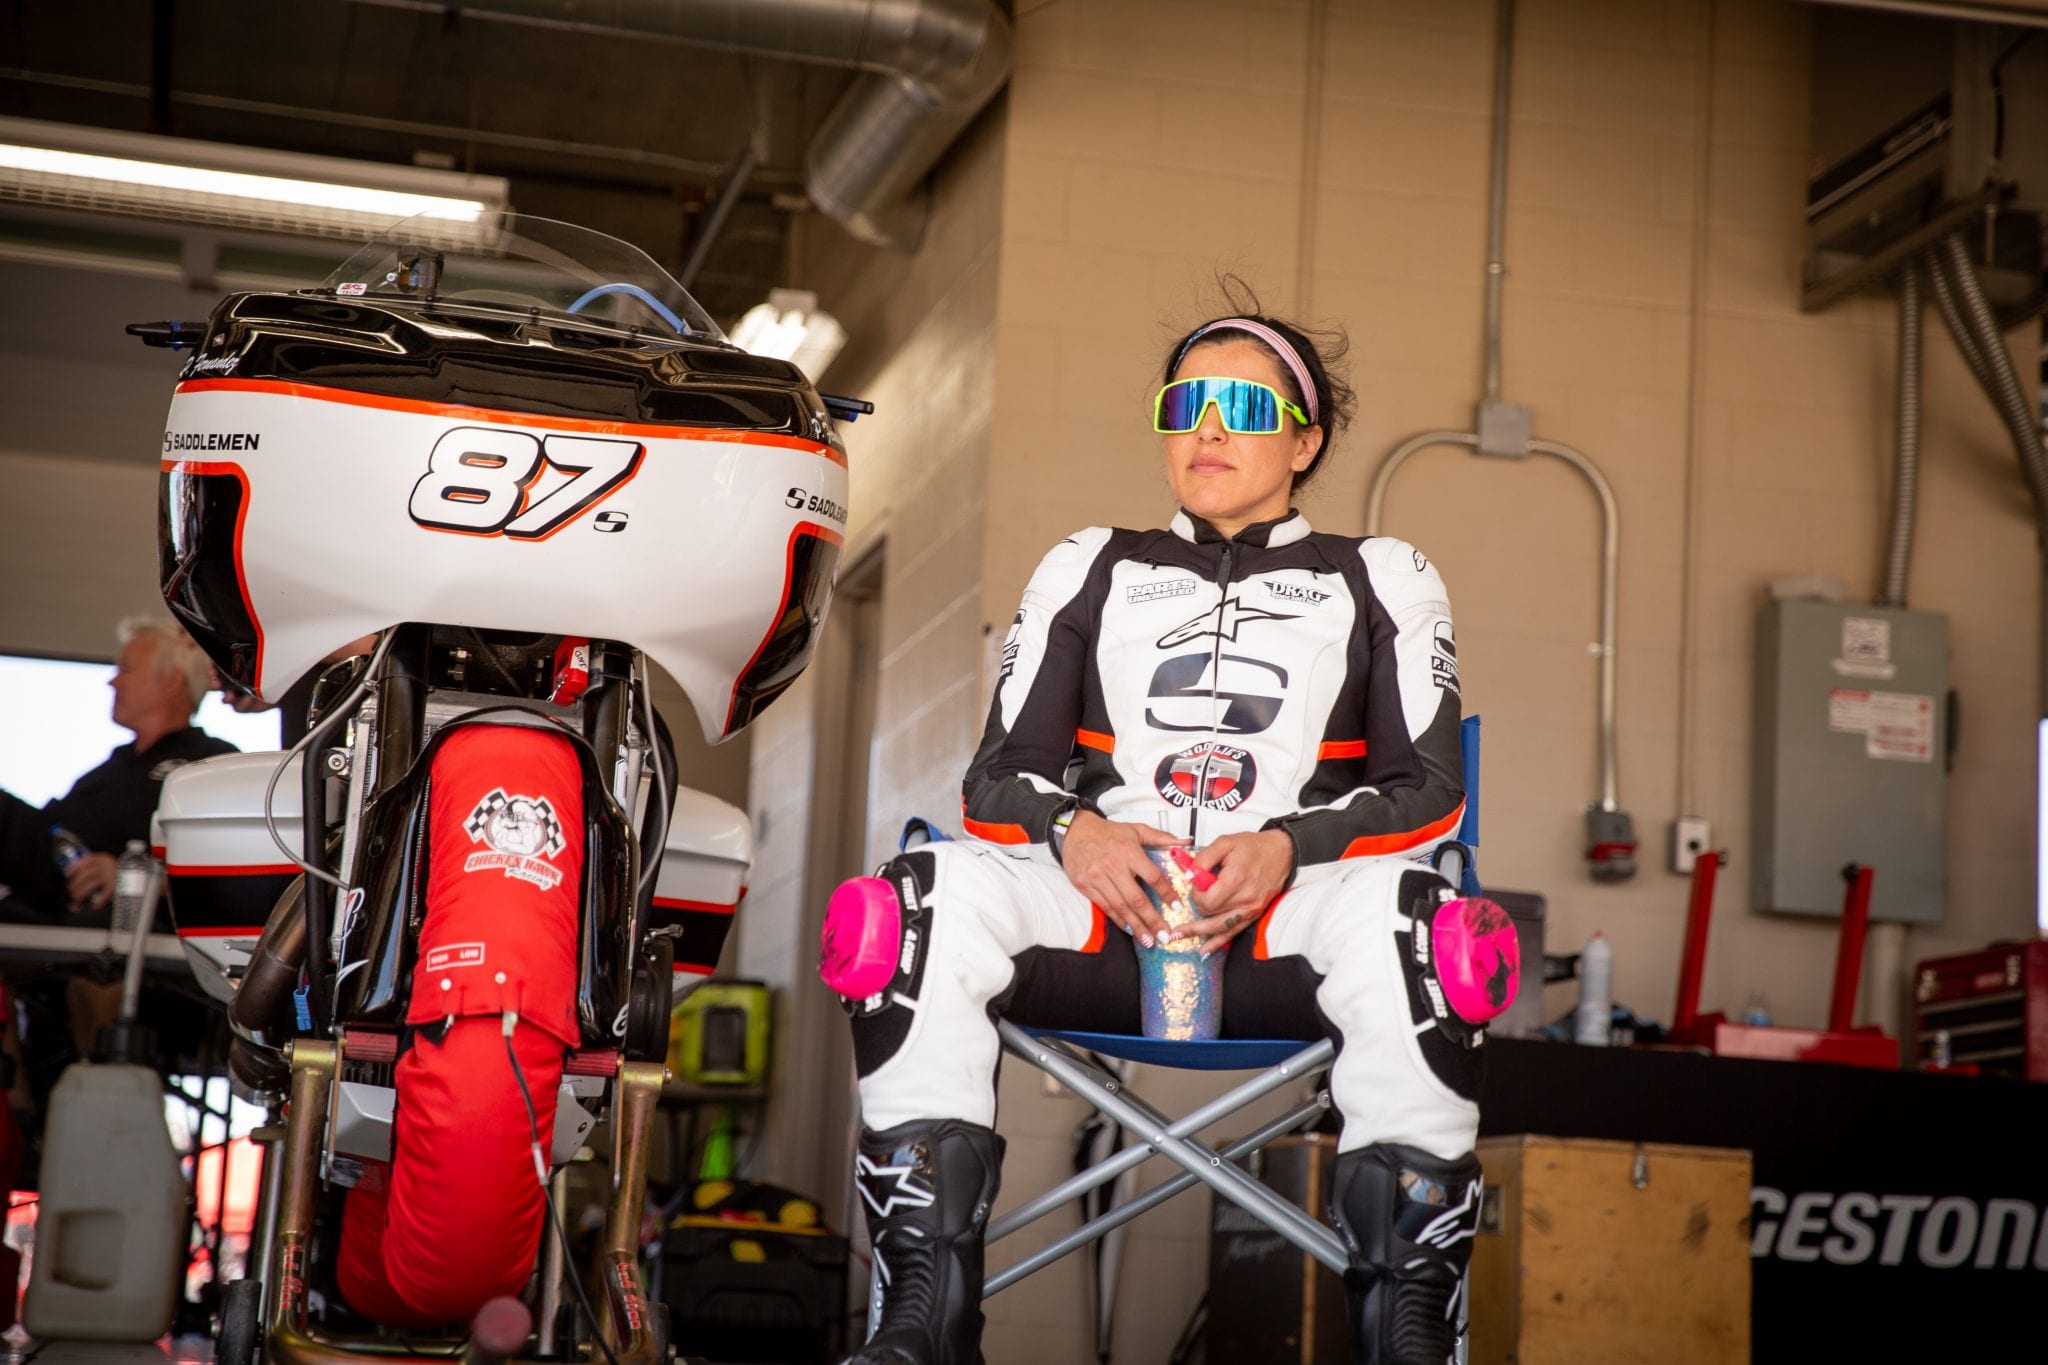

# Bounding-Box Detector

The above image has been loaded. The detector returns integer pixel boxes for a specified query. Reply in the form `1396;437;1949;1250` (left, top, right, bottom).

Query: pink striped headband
1173;318;1319;426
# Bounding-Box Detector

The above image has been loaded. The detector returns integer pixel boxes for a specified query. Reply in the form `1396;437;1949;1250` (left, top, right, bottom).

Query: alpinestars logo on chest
1156;595;1298;648
463;789;568;890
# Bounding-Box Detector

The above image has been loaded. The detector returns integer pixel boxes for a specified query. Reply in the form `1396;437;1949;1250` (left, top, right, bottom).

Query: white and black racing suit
851;509;1481;1160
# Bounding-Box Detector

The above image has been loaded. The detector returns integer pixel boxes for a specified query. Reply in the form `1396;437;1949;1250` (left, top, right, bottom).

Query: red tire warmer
337;724;585;1327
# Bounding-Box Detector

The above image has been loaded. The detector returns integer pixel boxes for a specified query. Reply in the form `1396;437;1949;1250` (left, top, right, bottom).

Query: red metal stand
1662;856;1897;1070
1672;851;1721;1031
1828;864;1875;1033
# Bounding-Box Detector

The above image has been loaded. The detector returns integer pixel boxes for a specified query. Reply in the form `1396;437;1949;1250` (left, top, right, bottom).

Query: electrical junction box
1752;600;1947;924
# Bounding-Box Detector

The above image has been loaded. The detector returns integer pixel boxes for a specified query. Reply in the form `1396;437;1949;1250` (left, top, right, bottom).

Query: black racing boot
842;1119;1003;1365
1329;1143;1485;1365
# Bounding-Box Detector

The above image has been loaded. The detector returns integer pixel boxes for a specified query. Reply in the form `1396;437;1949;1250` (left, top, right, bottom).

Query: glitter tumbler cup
1136;849;1224;1040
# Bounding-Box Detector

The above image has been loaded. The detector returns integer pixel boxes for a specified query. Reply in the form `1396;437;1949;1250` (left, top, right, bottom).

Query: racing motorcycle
136;212;854;1364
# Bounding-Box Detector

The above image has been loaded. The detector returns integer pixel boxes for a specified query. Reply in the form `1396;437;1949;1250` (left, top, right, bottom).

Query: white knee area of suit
855;844;1479;1162
858;843;1048;1132
1275;860;1481;1162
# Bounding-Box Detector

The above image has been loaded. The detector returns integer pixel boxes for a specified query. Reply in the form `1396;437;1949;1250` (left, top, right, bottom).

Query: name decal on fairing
785;487;849;522
164;430;260;452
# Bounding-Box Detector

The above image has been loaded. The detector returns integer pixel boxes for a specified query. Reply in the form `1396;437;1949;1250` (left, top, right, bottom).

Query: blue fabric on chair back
1456;714;1482;896
1027;1028;1314;1071
1458;714;1480;848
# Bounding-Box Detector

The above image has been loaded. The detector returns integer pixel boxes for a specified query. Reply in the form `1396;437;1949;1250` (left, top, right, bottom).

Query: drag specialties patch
1263;578;1330;605
1155;741;1258;811
461;788;568;890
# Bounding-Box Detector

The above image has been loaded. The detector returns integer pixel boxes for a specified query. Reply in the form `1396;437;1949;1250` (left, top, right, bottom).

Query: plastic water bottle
1574;932;1613;1045
48;826;90;874
112;841;154;937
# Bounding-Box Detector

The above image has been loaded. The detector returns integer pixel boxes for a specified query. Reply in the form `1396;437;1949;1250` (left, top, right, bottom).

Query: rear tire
217;1277;262;1365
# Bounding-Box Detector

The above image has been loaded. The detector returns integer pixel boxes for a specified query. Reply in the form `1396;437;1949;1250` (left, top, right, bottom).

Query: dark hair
1162;277;1355;491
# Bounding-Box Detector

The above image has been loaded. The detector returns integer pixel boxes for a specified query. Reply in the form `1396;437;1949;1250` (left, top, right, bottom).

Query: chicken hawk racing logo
462;789;568;890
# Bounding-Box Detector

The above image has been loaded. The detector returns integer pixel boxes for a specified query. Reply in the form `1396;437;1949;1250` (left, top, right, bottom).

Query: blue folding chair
864;717;1485;1328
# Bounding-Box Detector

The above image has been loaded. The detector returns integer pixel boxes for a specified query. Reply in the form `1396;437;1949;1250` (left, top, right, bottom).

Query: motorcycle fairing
159;291;849;744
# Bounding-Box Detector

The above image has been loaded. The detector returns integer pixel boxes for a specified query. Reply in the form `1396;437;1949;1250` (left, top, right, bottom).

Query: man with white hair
0;617;238;919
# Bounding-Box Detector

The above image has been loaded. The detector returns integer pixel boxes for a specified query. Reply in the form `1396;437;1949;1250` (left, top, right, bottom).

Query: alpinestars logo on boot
462;789;567;890
855;1151;937;1218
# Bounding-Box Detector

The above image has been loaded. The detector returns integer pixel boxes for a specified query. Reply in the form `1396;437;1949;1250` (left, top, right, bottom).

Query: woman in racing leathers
835;296;1512;1365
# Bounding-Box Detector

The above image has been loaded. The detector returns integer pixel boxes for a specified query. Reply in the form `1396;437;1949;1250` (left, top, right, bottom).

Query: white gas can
22;1061;188;1341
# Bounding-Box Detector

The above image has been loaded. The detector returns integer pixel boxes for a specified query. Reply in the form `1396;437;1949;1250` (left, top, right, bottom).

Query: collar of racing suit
1170;508;1312;547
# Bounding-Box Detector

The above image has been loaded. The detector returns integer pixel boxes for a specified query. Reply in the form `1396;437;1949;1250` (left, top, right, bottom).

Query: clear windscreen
320;211;722;340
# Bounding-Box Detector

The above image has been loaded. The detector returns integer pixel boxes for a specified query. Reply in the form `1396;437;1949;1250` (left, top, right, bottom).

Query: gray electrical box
1752;600;1948;923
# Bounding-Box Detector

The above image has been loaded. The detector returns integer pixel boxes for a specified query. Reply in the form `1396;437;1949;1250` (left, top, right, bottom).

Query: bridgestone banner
1479;1037;2047;1359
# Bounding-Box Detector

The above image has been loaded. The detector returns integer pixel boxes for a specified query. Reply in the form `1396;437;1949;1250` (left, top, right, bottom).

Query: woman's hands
1167;830;1296;955
1059;811;1188;947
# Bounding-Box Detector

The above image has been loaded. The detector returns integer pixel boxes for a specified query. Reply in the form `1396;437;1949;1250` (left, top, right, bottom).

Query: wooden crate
1470;1135;1751;1365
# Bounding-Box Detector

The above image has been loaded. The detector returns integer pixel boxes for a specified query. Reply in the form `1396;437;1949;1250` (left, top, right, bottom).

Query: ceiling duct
1803;7;2048;322
372;0;1013;251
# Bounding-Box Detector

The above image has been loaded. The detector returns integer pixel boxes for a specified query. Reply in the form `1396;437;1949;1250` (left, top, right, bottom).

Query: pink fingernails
1169;847;1217;891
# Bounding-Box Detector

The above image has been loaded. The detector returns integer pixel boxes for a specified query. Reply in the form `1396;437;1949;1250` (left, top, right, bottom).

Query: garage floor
1;1342;212;1364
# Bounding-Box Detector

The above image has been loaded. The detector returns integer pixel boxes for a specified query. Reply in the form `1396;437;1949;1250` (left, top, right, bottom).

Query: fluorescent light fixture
730;288;848;382
0;116;506;246
0;144;487;224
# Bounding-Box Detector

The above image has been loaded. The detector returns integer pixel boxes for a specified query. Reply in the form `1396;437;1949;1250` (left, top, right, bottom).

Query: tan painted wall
735;107;1006;1204
946;1;2041;1360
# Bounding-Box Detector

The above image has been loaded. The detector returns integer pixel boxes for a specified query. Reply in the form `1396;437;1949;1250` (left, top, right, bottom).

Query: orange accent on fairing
174;377;847;466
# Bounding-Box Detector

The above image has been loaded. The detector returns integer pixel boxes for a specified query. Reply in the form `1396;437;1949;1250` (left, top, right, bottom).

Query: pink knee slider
819;876;902;1000
1431;897;1520;1025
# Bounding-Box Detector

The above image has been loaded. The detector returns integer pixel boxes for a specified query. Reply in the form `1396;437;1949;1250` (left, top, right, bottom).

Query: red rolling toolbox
1911;940;2048;1079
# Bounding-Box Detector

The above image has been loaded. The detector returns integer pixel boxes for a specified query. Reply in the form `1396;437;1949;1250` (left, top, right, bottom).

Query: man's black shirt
0;726;238;916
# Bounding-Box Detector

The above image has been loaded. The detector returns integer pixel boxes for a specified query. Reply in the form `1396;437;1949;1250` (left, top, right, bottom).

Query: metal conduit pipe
1932;232;2048;718
1364;432;1623;816
1923;243;1996;391
1363;0;1632;874
1480;0;1513;406
1531;437;1623;813
1937;233;2048;519
1882;263;1923;610
356;0;1013;251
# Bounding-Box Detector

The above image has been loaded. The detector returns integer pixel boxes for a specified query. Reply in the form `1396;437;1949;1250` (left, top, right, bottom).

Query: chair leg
984;1088;1332;1297
998;1023;1348;1273
989;1025;1334;1243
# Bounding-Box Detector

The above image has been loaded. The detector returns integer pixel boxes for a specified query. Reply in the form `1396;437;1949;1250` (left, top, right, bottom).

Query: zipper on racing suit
1188;541;1233;843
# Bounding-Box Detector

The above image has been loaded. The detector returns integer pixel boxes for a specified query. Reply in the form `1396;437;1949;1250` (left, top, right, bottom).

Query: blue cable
565;282;689;335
